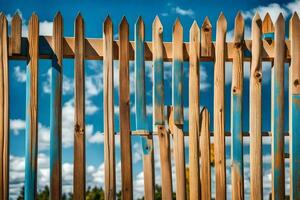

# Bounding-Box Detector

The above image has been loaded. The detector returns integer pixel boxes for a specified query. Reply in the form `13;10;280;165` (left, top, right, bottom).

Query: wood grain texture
143;135;155;200
50;12;63;200
153;16;164;125
201;17;212;58
250;13;263;200
172;18;184;125
103;16;116;200
289;12;300;200
200;108;211;200
25;13;39;200
271;13;285;200
8;35;292;62
214;13;227;200
157;125;173;200
0;14;9;200
134;17;155;200
119;17;133;200
231;12;244;200
172;19;186;200
73;14;85;200
188;21;200;199
11;12;22;54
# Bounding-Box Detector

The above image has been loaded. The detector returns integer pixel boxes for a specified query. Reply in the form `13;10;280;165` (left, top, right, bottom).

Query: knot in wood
158;27;163;34
254;71;262;83
74;124;84;135
234;41;242;49
294;79;300;87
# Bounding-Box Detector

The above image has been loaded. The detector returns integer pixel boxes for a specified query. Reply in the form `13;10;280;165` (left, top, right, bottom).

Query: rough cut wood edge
7;36;291;61
73;13;85;200
0;13;9;200
271;13;285;200
214;13;227;200
50;12;63;200
119;16;133;200
103;16;116;200
188;21;200;199
25;13;39;200
231;12;244;200
200;108;211;200
250;12;263;200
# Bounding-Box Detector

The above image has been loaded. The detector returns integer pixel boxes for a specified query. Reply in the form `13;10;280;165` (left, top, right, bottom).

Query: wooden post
103;16;116;199
25;13;39;200
214;13;227;200
250;12;262;200
135;16;155;200
271;13;285;200
172;18;186;200
11;12;22;54
189;21;200;199
200;108;211;200
0;13;9;200
231;12;244;200
50;12;63;200
74;13;85;200
289;12;300;200
119;16;133;200
153;16;172;200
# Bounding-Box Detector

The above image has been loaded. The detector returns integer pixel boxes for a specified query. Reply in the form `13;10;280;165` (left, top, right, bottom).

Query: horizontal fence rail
0;10;299;200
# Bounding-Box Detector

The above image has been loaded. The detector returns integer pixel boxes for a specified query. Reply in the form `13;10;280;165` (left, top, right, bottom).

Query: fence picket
74;14;85;200
189;21;200;199
250;13;262;200
231;12;244;200
25;13;39;200
50;12;63;200
11;12;21;54
135;17;155;200
200;108;211;200
0;14;9;200
289;12;300;200
119;17;133;200
271;13;285;200
214;13;227;200
172;18;186;200
103;16;116;199
153;16;173;199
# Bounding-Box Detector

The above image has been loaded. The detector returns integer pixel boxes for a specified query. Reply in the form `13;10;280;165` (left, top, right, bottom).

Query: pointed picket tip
253;12;261;21
0;12;4;20
136;16;144;25
291;12;300;22
275;13;285;25
104;15;112;26
235;11;244;22
54;11;62;19
75;13;83;23
120;16;128;27
12;12;22;21
153;15;162;27
190;20;199;31
0;13;6;23
173;18;183;31
263;12;272;24
30;12;38;20
200;106;209;117
202;16;212;29
217;12;227;31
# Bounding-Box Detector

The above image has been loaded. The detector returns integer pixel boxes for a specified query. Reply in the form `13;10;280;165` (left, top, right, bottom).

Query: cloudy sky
1;0;300;199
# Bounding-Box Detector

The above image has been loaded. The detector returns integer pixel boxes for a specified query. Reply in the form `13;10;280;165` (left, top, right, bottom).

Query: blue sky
1;0;300;199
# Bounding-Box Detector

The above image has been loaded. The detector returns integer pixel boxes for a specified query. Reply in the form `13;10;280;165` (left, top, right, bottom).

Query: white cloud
13;66;26;83
173;6;194;18
10;119;26;135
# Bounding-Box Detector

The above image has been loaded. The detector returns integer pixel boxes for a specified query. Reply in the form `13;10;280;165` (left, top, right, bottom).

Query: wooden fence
0;10;299;200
